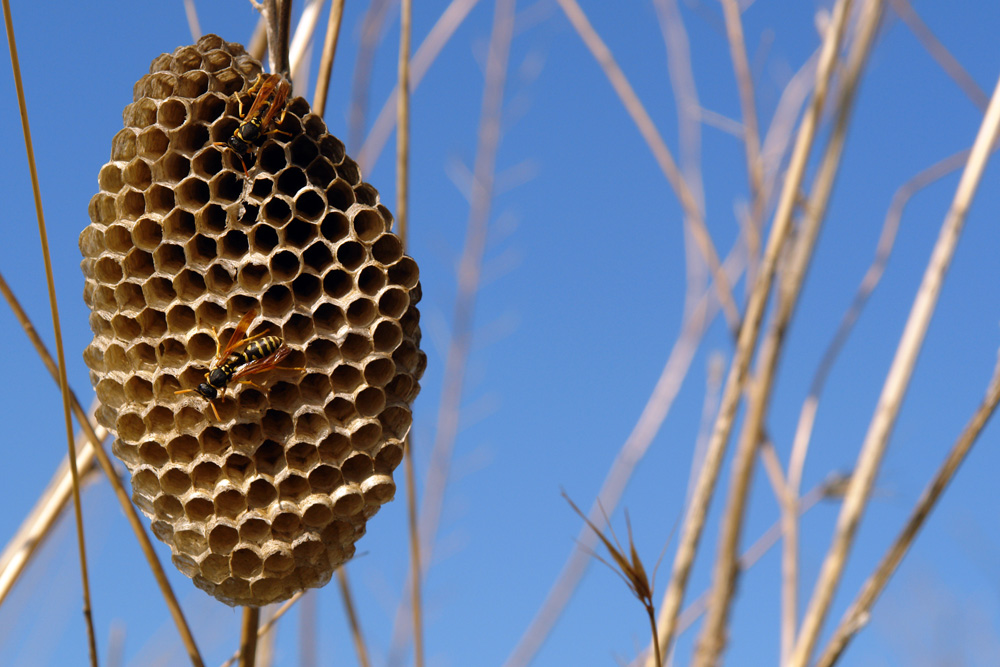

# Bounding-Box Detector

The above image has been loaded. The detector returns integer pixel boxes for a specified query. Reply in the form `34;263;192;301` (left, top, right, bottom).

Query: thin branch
0;271;204;665
647;0;856;659
357;0;482;172
312;0;346;116
815;352;1000;667
288;0;326;86
696;3;881;663
2;3;97;662
239;607;260;667
554;0;740;331
183;0;202;41
338;568;373;667
789;64;1000;667
220;593;305;667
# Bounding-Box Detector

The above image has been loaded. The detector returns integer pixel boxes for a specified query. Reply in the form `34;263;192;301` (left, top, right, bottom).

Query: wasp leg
207;399;221;421
239;74;265;117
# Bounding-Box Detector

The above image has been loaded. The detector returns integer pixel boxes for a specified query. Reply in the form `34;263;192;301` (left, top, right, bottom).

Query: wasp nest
79;34;425;606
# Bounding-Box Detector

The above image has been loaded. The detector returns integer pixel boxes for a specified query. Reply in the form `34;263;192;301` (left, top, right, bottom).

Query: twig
250;0;290;77
238;607;260;667
357;0;482;172
554;0;740;331
183;0;202;41
2;3;97;662
646;0;856;660
815;352;1000;667
288;0;325;85
312;0;346;116
695;2;881;663
789;63;1000;667
338;568;372;667
220;593;304;667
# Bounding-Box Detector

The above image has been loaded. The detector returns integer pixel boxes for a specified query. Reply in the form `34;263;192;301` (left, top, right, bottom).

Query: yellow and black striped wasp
217;73;291;174
175;308;300;420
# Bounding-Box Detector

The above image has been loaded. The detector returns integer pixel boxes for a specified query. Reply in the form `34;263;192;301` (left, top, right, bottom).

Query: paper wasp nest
79;35;425;606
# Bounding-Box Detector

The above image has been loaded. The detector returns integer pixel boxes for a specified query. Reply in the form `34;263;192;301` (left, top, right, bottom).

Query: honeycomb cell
82;34;423;607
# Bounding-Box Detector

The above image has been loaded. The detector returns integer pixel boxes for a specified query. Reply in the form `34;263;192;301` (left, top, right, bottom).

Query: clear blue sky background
1;1;1000;665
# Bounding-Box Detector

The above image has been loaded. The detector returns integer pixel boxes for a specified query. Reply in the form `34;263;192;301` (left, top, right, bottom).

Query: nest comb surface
80;34;425;606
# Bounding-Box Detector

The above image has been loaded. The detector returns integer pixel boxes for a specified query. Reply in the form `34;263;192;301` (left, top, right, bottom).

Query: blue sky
1;1;1000;665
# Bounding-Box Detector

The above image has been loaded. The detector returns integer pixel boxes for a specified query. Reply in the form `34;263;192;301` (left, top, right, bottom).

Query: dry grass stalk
219;593;304;667
2;3;97;661
788;65;1000;667
312;0;346;116
563;493;662;667
288;0;325;85
647;1;856;660
239;606;260;667
183;0;202;41
554;0;739;330
0;269;204;663
696;3;881;663
349;0;392;150
815;353;1000;666
338;567;373;667
358;0;482;172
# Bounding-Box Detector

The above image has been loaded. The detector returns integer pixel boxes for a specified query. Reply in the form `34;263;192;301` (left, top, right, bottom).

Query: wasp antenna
208;401;221;422
174;388;195;396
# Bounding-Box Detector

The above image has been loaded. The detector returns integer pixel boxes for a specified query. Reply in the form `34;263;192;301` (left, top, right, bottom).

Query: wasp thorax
80;34;425;607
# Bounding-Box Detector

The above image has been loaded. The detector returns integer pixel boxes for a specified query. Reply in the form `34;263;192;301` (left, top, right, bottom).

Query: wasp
175;309;301;420
217;73;291;174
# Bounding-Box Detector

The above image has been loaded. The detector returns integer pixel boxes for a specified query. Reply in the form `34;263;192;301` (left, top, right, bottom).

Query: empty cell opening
287;442;320;471
318;430;351;462
153;243;185;273
176;67;209;96
160;152;192;182
144;405;175;433
95;256;123;284
163;208;195;241
373;320;403;352
306;338;339;367
188;331;216;361
250;177;273;199
269;250;299;282
177;177;211;211
173;407;204;436
127;341;157;369
380;405;413;439
237;263;269;291
145;185;175;216
202;47;232;71
308;465;341;493
330;364;362;393
253;440;285;476
258;143;287;172
284;218;316;248
289;136;319;167
111;313;141;339
239;518;270;544
336;241;365;270
307;156;335;186
115;282;145;311
372;235;403;265
199;426;228;455
326;180;354;210
124;376;154;403
283;313;314;345
314;302;345;332
92;285;115;311
194;300;227;329
346;298;376;327
185;496;214;522
291;273;321;304
350;422;382;451
393;340;421;372
104;225;133;255
299;373;331;404
363;475;397;505
252;224;279;253
278;474;310;501
157;98;187;129
129;219;160;251
271;512;300;539
229;421;263;452
192;145;222;178
174;269;207;301
332;486;363;516
378;288;409;319
342;452;374;481
166;304;196;332
357;266;386;295
220;229;249;259
261;284;293;318
192;90;226;122
98;163;124;192
352;209;384;241
338;157;360;185
200;553;230;585
205;264;236;294
132;468;160;497
263;197;292;226
214;490;247;521
197;204;228;235
321;211;349;242
210;170;242;203
262;410;294;440
322;269;351;299
139;441;169;466
159;467;191;495
388;257;419;288
111;126;139;160
155;337;188;368
354;183;378;206
89;313;113;338
263;551;294;575
89;192;116;225
146;71;176;98
267;381;300;412
320;134;346;163
192;460;222;489
375;441;404;471
175;123;211;154
95;379;125;409
364;357;395;387
247;478;277;508
208;523;239;553
356;387;386;417
166;434;199;464
138;127;169;159
302;242;333;273
341;333;372;361
325;397;356;425
153;495;184;519
295;191;325;221
276;168;307;196
302;500;333;527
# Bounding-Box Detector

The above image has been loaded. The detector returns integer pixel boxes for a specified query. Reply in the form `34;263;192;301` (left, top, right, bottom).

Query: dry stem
238;607;260;667
312;0;346;116
338;567;373;667
789;64;1000;667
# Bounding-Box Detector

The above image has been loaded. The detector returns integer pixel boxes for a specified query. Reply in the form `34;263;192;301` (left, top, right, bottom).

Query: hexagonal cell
95;378;125;409
322;269;352;299
276;167;307;196
301;497;333;528
326;179;355;211
338;157;360;185
114;281;145;312
267;381;301;412
324;397;356;425
138;126;169;159
223;452;253;484
288;135;319;168
124;375;154;404
299;372;332;404
176;176;211;211
247;478;278;508
173;268;207;301
269;250;300;282
111;313;141;339
208;521;240;553
262;549;294;576
209;169;242;203
277;473;310;501
331;484;364;516
291;274;321;305
308;464;342;494
283;218;317;249
184;234;217;267
185;495;215;522
123;160;152;192
192;460;222;490
361;474;397;506
219;229;249;259
163;208;196;241
357;265;387;296
251;224;279;254
388;257;419;289
205;264;236;295
373;320;403;352
261;284;293;319
194;300;227;329
166;304;196;332
157;98;189;129
154;494;184;520
374;441;404;472
354;183;378;206
294;191;325;222
196;203;228;235
335;240;365;271
341;332;373;362
192;91;227;123
153;243;185;273
352;208;385;242
330;363;362;393
286;441;320;472
237;262;269;292
270;511;301;541
88;192;117;225
372;234;404;265
258;143;287;173
355;387;386;417
261;409;294;440
346;298;377;328
157;151;192;183
320;211;349;243
214;488;248;520
95;256;124;284
363;357;395;387
175;122;210;153
98;162;125;193
239;516;270;544
126;341;157;370
349;421;382;452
